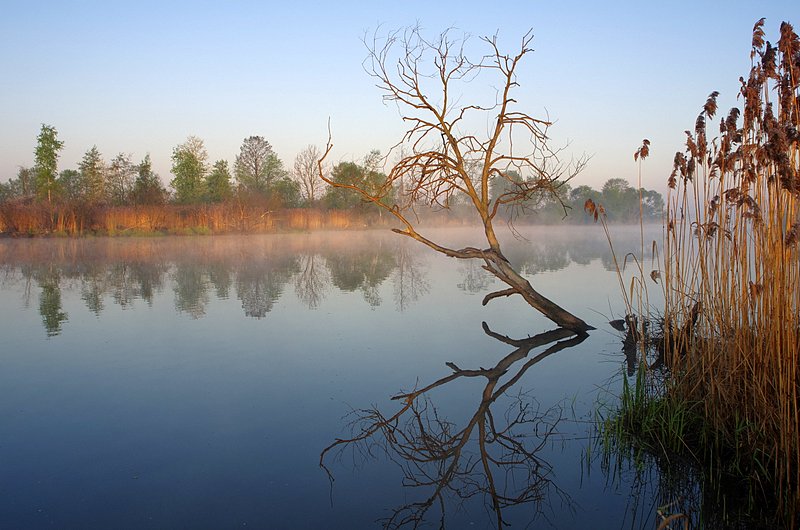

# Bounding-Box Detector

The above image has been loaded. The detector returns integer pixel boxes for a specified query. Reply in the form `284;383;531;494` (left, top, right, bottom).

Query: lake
0;226;669;529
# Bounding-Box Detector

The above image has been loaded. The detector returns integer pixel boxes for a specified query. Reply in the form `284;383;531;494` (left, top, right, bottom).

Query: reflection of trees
294;254;330;310
80;262;167;314
1;229;652;334
456;261;494;293
36;267;68;337
326;245;397;308
80;266;106;315
173;265;210;319
321;324;587;529
392;244;429;311
207;262;232;299
235;257;299;318
502;227;656;273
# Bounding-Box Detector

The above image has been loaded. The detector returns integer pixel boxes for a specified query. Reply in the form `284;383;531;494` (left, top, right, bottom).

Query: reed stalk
601;20;799;525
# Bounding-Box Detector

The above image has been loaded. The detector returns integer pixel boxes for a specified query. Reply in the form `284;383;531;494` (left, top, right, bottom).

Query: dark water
0;226;667;529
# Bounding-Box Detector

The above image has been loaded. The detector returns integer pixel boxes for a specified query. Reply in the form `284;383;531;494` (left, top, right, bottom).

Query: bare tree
292;144;325;202
318;28;592;333
107;152;135;205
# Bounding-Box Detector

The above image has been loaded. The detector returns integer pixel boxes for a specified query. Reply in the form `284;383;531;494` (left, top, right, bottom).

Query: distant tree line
489;172;664;224
0;124;663;231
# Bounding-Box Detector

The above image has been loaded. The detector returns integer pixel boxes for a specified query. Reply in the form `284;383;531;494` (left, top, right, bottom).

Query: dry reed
660;18;799;512
0;203;390;236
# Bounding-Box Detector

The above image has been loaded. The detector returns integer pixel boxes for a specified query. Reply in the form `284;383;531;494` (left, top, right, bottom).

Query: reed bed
604;19;800;521
0;203;388;236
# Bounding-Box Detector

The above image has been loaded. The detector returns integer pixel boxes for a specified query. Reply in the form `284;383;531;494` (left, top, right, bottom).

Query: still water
0;226;664;529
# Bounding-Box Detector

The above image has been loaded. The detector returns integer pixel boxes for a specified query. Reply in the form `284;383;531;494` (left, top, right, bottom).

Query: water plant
599;18;800;526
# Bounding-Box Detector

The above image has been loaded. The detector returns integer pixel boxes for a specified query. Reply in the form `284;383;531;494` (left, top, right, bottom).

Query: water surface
0;226;665;528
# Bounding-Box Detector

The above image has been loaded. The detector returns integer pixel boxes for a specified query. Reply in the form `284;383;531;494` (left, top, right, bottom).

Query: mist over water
0;226;665;528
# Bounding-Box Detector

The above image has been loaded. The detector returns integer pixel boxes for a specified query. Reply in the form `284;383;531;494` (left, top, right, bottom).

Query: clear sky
0;1;796;194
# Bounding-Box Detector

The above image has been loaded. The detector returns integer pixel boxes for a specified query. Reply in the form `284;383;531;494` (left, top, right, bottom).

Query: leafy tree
569;185;603;223
323;153;392;211
600;178;639;221
235;136;283;196
170;136;208;204
0;181;13;203
107;153;135;205
640;189;664;220
205;160;233;203
16;167;35;197
292;144;324;203
79;146;107;204
34;124;64;202
132;154;167;205
0;167;35;202
57;169;82;202
323;162;364;209
271;175;301;208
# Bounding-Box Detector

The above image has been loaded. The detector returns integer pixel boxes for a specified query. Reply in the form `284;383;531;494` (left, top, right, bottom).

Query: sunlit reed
642;19;798;513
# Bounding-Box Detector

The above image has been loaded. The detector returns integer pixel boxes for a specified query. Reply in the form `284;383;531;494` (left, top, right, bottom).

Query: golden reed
662;19;799;509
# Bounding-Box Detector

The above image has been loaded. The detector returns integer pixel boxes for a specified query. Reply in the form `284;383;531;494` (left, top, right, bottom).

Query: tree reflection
36;267;68;337
294;254;330;310
326;245;397;308
456;260;494;293
392;244;429;311
0;229;653;334
172;265;210;319
321;323;587;528
235;257;299;318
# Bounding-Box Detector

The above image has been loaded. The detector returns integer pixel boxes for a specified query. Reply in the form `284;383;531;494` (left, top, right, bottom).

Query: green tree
323;162;365;209
79;146;107;204
34;124;64;202
569;185;603;223
205;160;233;202
323;153;391;211
0;167;35;202
235;136;283;196
601;178;639;222
16;167;35;197
132;154;167;205
640;188;664;220
0;181;13;203
271;175;301;207
57;169;82;202
170;136;208;204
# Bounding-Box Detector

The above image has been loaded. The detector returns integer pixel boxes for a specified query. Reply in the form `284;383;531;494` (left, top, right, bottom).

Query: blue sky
1;1;796;193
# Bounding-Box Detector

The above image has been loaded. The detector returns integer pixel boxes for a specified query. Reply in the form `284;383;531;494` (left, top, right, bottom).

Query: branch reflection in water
321;323;588;529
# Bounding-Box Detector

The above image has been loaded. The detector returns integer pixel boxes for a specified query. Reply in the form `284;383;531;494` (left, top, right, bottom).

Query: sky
0;1;796;195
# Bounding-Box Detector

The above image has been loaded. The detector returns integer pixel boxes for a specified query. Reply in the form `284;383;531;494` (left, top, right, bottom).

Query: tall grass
662;19;799;510
600;19;800;522
0;203;387;236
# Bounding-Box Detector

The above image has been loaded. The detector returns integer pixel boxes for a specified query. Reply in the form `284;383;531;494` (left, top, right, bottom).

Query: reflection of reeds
613;19;799;518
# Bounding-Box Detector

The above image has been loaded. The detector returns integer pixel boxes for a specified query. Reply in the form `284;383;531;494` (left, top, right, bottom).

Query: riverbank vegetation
0;130;662;236
598;18;799;526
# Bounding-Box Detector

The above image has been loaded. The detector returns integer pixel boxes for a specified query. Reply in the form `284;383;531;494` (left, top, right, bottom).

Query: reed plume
662;18;800;512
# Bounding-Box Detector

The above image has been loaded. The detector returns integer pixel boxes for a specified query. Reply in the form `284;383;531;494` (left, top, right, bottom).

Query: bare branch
319;28;593;332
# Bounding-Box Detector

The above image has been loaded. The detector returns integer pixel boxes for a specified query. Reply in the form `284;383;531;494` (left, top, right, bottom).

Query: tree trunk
483;254;594;334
